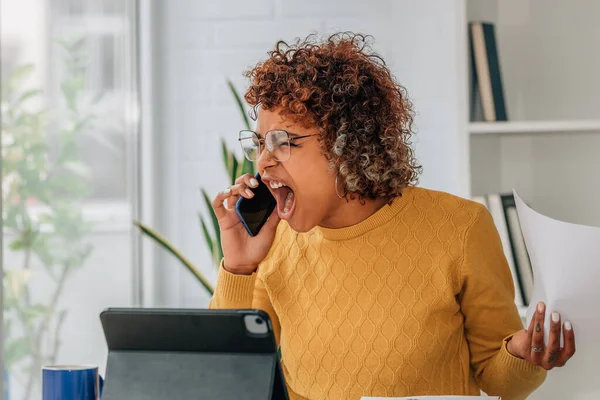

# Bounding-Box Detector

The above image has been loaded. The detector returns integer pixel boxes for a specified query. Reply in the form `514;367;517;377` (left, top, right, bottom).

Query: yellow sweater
209;187;546;399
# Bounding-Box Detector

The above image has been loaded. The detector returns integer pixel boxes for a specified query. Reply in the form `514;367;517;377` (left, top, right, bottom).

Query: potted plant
2;38;108;400
134;80;255;294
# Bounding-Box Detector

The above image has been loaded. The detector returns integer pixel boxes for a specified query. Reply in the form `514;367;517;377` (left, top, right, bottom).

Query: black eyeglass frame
238;129;318;162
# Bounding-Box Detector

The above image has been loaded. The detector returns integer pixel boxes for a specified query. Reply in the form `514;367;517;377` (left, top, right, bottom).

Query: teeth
269;181;287;189
283;191;293;214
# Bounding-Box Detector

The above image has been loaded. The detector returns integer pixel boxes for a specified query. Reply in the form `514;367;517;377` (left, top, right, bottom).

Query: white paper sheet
361;396;499;400
513;190;600;345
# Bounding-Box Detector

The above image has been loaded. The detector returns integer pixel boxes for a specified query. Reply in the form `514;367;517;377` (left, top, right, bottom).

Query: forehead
256;107;318;135
256;108;293;131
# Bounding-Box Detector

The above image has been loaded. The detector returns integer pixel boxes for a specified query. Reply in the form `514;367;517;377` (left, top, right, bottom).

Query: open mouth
267;180;296;220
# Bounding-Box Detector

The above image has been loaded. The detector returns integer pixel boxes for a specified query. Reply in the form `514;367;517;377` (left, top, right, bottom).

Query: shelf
469;120;600;135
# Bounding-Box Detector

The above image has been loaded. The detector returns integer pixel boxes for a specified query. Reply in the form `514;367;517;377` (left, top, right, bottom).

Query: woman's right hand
211;173;281;275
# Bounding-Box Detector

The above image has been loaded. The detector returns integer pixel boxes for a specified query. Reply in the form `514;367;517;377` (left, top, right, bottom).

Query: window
1;1;139;399
49;0;134;201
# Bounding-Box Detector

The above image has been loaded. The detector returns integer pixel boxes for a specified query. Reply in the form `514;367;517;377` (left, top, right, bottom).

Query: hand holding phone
235;173;277;237
210;173;280;275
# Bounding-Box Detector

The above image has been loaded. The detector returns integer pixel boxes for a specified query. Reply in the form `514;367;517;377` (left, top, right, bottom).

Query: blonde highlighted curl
244;32;422;201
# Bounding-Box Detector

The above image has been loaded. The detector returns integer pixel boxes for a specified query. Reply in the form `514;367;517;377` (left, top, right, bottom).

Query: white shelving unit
463;1;599;398
466;0;600;227
470;120;600;135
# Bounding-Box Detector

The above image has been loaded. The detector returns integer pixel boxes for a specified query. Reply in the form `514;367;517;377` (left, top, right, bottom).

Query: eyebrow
262;128;296;136
255;129;309;139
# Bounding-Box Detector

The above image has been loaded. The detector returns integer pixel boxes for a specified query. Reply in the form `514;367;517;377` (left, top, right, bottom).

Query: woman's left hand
506;301;576;369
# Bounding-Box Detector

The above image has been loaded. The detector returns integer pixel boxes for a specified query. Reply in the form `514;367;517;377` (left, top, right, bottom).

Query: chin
287;212;317;233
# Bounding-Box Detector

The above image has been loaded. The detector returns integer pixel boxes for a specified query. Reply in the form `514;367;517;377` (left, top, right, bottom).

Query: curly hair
244;32;422;201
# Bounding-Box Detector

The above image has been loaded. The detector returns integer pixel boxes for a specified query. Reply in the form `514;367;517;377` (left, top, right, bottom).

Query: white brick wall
175;0;275;21
152;0;468;306
278;0;391;18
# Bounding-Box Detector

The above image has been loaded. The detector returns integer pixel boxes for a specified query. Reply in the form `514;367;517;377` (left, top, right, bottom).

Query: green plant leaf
3;295;19;309
230;154;239;185
133;220;214;294
32;241;56;267
236;152;249;178
16;89;42;105
22;304;49;325
4;337;30;369
62;161;92;178
9;239;25;251
73;114;94;133
201;189;222;263
70;37;86;53
61;80;76;111
213;244;222;267
83;128;120;154
242;157;256;175
221;139;232;177
227;79;252;131
91;91;105;105
199;215;214;258
4;270;33;299
56;38;72;51
60;74;84;111
199;213;222;267
7;64;35;91
48;174;88;194
221;139;239;185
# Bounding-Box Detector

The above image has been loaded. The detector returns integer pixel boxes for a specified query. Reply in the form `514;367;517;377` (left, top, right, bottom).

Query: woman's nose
256;145;277;171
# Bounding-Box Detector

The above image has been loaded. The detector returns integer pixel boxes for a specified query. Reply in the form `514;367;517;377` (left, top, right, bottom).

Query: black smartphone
235;172;277;237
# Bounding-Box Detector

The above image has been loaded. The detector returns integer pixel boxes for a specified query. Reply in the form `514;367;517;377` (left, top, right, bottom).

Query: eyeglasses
238;129;317;162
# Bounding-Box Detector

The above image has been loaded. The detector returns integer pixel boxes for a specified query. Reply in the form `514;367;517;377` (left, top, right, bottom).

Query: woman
209;33;575;400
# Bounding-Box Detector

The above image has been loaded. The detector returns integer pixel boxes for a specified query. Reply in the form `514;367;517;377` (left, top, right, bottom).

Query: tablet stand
99;308;289;400
102;350;287;400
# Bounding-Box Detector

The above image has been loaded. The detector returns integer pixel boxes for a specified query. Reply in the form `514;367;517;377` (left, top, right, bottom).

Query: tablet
99;308;288;400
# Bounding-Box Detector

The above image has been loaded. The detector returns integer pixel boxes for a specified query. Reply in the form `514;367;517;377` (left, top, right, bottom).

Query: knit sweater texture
209;186;546;399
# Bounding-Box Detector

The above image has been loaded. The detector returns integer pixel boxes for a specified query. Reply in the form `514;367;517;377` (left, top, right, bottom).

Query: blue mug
42;365;103;400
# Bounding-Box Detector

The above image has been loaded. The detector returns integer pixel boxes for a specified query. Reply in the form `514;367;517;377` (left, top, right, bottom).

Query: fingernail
565;321;572;331
245;188;254;197
223;188;231;194
552;312;560;323
537;302;545;313
250;178;258;187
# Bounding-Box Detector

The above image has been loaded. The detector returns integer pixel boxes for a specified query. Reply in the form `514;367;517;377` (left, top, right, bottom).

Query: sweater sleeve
208;260;281;345
458;204;547;400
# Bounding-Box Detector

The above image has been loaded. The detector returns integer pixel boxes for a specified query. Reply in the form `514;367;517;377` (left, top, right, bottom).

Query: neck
319;196;389;229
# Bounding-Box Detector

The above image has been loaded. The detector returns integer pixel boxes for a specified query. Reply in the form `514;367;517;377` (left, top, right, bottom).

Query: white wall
151;0;469;307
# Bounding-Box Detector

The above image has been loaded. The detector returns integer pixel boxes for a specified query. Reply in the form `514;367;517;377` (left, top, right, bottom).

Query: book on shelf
499;193;534;304
362;396;500;399
468;21;508;122
471;193;534;308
